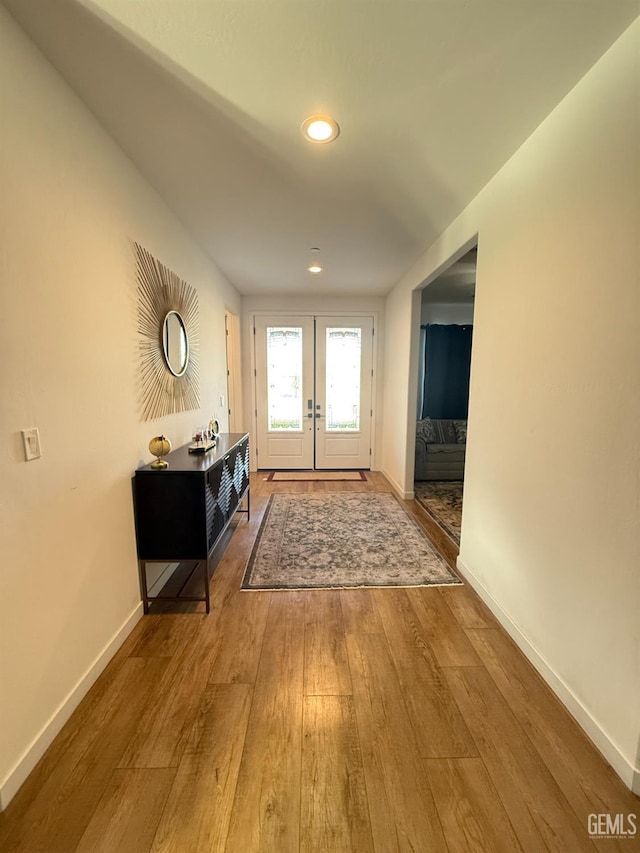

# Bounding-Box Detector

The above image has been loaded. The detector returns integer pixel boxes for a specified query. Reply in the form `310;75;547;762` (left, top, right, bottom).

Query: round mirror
162;310;189;377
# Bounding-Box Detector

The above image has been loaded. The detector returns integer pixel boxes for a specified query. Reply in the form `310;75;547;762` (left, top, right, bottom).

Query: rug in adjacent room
242;492;461;590
413;481;463;545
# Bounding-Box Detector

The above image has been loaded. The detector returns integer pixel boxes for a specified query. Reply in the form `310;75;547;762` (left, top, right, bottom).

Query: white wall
382;19;640;791
242;295;385;471
420;301;475;325
0;8;240;808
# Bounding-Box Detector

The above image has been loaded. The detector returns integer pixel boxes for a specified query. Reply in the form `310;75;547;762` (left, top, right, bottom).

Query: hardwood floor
0;472;637;852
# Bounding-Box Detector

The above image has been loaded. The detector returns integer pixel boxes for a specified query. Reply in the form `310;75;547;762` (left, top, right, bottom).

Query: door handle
314;413;324;419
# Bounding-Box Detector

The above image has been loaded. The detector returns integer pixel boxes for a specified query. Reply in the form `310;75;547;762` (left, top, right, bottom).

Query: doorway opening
413;245;477;551
253;315;375;470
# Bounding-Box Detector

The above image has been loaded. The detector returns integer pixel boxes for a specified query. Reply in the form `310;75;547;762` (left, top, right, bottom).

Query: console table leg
140;561;150;614
203;559;211;614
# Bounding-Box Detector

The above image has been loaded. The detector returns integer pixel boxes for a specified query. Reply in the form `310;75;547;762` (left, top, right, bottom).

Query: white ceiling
4;0;639;296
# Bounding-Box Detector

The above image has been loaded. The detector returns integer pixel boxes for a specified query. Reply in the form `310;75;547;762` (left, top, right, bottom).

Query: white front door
314;317;373;469
254;316;315;469
254;315;374;469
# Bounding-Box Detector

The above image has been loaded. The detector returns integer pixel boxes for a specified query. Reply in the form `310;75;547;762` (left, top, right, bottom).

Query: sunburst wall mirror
135;242;200;420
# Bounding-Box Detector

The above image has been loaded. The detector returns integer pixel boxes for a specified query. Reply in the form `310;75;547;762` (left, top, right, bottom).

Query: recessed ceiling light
301;115;340;144
307;247;323;273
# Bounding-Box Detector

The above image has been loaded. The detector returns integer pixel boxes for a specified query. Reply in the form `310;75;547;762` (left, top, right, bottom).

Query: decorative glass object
266;326;304;431
188;425;216;454
325;327;361;430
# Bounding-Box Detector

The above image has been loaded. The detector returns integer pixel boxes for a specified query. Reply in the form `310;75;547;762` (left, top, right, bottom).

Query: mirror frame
162;310;190;377
135;242;200;420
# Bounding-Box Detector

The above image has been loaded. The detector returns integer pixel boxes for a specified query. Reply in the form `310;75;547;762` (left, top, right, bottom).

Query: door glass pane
326;328;361;431
266;327;303;430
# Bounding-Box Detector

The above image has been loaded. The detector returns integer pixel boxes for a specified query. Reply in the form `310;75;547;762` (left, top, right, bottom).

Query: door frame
408;236;478;496
224;310;242;432
249;310;380;472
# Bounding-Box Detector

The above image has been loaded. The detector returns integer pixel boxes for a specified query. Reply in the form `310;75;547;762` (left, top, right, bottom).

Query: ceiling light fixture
307;247;323;274
301;115;340;144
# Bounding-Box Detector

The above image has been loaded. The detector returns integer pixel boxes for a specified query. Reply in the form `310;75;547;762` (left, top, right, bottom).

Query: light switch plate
21;427;41;461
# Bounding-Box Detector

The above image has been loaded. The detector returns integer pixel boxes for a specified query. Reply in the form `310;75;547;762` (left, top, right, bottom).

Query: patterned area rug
413;481;463;545
242;492;461;590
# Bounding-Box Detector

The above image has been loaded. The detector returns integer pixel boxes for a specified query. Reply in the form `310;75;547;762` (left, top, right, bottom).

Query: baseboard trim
456;554;639;793
0;603;144;811
380;467;414;500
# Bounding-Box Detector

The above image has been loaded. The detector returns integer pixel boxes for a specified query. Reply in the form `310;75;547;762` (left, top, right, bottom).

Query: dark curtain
421;324;473;419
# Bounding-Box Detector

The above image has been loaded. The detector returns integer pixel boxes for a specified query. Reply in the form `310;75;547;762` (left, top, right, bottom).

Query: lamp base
150;458;168;469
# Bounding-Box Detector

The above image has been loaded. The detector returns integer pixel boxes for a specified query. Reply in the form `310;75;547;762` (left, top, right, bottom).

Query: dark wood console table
132;433;250;613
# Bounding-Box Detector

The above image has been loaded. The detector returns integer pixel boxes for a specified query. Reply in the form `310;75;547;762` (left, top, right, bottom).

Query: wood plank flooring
0;471;637;852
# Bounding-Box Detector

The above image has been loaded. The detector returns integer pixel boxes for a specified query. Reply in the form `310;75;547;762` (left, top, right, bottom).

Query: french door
254;315;374;469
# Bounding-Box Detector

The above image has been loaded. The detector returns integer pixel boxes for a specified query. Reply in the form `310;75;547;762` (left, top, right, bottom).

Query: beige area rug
265;470;367;482
242;492;461;590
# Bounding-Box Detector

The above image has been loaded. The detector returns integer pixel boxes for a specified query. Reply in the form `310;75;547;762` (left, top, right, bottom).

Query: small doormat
265;471;367;482
242;492;461;590
414;481;463;545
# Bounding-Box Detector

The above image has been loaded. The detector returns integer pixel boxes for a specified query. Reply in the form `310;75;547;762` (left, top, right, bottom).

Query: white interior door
254;316;315;469
254;314;374;469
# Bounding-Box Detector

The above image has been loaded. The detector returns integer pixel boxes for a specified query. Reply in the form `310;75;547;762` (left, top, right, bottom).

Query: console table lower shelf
132;433;250;614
